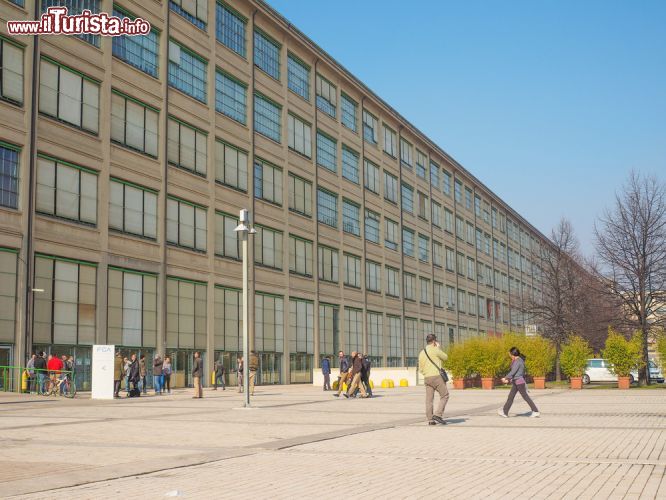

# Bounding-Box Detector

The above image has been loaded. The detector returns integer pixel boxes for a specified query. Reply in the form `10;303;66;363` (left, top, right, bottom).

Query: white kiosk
91;345;115;399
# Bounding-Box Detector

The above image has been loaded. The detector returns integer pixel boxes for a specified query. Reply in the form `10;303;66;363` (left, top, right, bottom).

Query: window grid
216;3;246;57
168;41;207;103
341;146;359;184
341;94;357;132
365;209;380;244
0;146;19;209
215;140;248;192
43;0;100;46
342;200;361;236
254;30;280;79
288;173;312;217
109;178;158;240
215;70;247;124
254;159;283;205
112;8;159;77
364;159;380;194
169;0;207;29
316;131;337;172
317;188;337;227
254;93;281;142
316;74;337;117
287;54;310;100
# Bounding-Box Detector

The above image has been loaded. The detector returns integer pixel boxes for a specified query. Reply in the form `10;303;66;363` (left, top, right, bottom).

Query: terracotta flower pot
453;378;465;390
618;376;631;390
533;376;546;389
481;377;494;390
570;376;583;390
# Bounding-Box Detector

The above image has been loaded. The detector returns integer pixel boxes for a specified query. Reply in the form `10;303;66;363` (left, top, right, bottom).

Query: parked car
583;358;664;384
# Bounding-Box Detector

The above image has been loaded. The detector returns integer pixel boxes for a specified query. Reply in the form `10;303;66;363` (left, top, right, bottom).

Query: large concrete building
0;0;548;389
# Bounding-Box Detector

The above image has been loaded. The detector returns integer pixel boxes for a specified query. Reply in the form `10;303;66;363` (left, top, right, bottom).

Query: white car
583;358;664;385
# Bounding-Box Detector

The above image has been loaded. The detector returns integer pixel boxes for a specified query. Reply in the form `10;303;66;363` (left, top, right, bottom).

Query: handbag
423;348;449;383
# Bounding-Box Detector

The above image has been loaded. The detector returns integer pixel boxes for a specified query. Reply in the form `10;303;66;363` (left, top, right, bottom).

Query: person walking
213;359;225;390
361;355;373;397
162;356;172;394
248;351;259;396
129;353;140;394
34;352;47;394
237;357;244;393
139;354;147;394
346;352;368;399
321;356;331;391
113;351;123;398
153;354;163;395
192;351;203;398
333;351;350;397
123;357;131;396
499;347;540;418
418;334;450;426
26;353;36;393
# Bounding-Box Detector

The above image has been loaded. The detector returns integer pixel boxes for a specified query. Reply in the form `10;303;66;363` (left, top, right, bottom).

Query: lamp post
234;209;256;408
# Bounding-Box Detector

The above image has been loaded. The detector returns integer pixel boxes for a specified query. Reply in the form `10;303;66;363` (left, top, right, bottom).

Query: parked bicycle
42;373;76;398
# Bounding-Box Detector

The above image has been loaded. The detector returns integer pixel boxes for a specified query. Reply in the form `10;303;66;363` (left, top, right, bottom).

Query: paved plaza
1;384;666;499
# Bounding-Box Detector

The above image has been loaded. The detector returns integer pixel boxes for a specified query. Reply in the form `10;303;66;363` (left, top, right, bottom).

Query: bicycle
42;374;76;398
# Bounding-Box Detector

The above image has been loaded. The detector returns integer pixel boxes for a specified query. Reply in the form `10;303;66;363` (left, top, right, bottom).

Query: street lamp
234;209;256;408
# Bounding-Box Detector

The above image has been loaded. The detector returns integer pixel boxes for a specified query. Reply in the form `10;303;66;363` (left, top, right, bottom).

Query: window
402;228;415;257
168;117;207;176
166;277;207;349
384;171;398;203
441;169;451;196
345;308;363;354
457;253;465;276
287;53;309;100
215;70;247;124
254;225;283;270
366;260;381;293
344;253;361;288
446;285;456;310
315;74;336;117
465;187;473;211
168;41;207;103
289;299;314;361
476;228;483;251
316;131;337;172
467;222;475;244
433;241;443;267
36;156;97;225
318;245;338;283
430;161;440;188
434;282;444;308
363;110;378;144
401;183;414;213
170;0;207;29
216;2;246;56
254;29;280;79
254;93;281;142
418;234;429;262
445;247;455;272
33;256;96;346
108;268;157;347
364;159;380;194
288;114;312;157
0;37;24;104
0;250;17;342
43;0;100;46
214;286;242;351
288;173;312;217
387;315;402;364
405;318;418;365
315;188;337;227
458;289;466;313
383;125;397;157
215;140;248;191
432;201;442;227
214;211;241;259
456;216;465;239
416;150;427;178
444;208;453;233
112;7;159;77
467;257;475;280
341;146;359;183
468;293;477;316
385;218;399;251
342;199;361;236
418;191;429;220
166;197;207;252
474;194;482;217
0;145;19;209
39;58;99;133
111;91;158;156
254;159;282;205
400;138;413;168
478;295;486;318
403;273;416;301
319;303;339;360
420;277;430;304
367;312;383;360
255;292;284;353
454;179;462;204
365;209;380;244
386;266;400;297
341;93;357;132
109;178;157;239
289;235;313;277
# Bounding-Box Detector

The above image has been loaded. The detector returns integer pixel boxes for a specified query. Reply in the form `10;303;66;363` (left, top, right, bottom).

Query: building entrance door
0;345;14;391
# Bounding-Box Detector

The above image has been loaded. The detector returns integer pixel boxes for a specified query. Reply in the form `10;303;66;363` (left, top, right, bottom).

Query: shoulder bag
423;348;449;383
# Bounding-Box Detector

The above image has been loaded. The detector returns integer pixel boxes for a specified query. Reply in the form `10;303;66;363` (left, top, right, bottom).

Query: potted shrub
603;329;644;389
522;336;556;389
444;342;471;389
560;335;592;389
470;337;509;389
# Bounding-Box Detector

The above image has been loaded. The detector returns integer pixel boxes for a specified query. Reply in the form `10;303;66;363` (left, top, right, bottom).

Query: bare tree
528;218;583;381
594;171;666;385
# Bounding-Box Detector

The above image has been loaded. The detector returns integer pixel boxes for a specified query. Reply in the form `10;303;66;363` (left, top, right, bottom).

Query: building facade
0;0;547;389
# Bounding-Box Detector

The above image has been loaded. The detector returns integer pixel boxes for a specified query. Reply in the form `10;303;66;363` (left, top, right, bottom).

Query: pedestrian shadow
444;418;467;425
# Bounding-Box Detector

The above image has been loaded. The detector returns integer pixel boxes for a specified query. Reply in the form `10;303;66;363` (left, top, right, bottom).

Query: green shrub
602;328;644;377
656;329;666;373
522;336;556;377
468;337;510;378
444;342;471;379
560;335;592;378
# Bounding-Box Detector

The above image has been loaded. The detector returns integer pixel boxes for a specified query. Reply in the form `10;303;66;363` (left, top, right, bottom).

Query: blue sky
267;0;666;256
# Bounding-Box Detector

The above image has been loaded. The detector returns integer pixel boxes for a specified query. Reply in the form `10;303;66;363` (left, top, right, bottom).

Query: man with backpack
213;359;225;390
418;334;449;426
34;352;46;394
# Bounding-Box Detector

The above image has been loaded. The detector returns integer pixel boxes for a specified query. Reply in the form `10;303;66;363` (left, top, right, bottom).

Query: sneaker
333;393;339;397
498;409;508;418
343;393;349;398
428;420;438;426
530;411;540;418
432;416;447;425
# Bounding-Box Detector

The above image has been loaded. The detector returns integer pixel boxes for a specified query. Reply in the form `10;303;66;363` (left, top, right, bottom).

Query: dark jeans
114;379;121;397
163;374;171;392
214;373;225;389
503;382;539;414
323;373;331;390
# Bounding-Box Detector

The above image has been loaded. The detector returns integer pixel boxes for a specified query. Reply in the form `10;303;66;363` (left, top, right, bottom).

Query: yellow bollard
399;379;409;387
381;379;391;388
21;370;28;392
342;383;348;391
369;380;374;389
211;371;215;385
389;380;395;388
332;380;339;390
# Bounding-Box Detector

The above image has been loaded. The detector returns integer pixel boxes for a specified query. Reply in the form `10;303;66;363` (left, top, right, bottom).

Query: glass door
0;345;13;391
259;353;281;385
